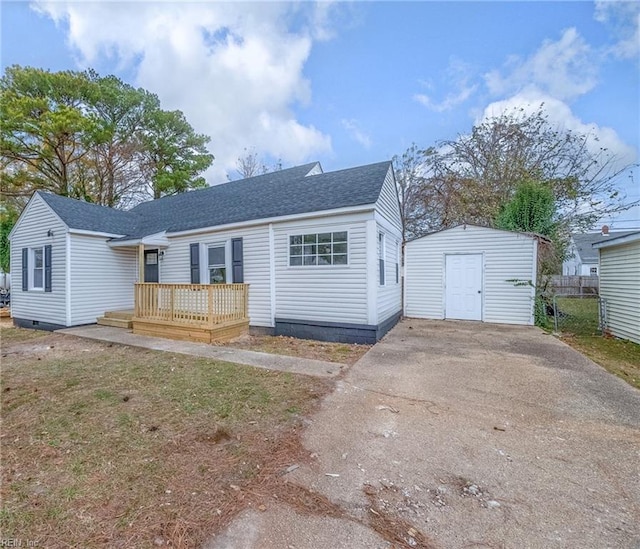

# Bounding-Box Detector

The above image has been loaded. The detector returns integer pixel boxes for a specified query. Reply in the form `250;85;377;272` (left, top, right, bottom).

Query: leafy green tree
1;65;213;207
0;205;18;275
495;181;557;237
141;109;212;199
0;66;101;199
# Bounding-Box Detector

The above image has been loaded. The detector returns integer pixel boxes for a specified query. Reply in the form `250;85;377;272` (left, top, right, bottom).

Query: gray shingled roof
36;161;392;239
572;231;638;263
37;191;141;235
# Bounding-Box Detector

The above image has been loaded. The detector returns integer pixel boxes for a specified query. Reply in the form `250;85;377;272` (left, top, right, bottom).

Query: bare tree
232;148;283;180
398;106;638;238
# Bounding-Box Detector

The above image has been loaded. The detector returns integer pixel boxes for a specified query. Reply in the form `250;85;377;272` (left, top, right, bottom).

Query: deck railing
134;283;249;326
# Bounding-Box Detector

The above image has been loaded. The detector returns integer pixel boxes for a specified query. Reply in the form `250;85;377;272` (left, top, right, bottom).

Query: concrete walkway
57;325;344;378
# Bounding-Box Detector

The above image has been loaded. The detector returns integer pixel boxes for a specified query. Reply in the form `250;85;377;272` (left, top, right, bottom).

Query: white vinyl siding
375;166;402;232
274;213;369;325
69;235;137;325
376;227;402;323
9;195;67;326
599;240;640;344
405;225;537;326
161;225;272;327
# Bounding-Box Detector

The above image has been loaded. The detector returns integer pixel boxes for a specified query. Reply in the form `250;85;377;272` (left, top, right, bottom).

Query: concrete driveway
209;320;640;549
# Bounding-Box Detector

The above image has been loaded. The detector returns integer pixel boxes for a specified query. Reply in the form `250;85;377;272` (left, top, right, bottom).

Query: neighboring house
9;161;402;344
563;230;637;276
593;231;640;345
404;225;547;326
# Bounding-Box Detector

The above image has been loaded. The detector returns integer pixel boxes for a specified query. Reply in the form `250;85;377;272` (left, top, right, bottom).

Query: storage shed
404;225;542;325
593;231;640;344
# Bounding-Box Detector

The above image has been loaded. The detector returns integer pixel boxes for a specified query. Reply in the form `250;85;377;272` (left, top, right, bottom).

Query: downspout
138;243;145;283
65;231;71;326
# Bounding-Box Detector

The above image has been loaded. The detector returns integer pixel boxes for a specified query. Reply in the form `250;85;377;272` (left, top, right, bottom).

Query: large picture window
289;231;348;266
208;245;227;284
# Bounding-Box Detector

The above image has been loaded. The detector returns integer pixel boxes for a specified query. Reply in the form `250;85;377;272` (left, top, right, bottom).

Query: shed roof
406;224;548;244
33;161;392;240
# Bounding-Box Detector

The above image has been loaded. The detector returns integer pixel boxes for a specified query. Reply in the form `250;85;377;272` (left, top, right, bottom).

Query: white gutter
593;232;640;249
68;228;125;238
107;232;170;248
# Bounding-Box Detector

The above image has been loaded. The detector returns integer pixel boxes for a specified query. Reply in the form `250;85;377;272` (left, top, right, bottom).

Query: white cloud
341;119;371;149
414;58;477;112
33;1;333;182
484;28;598;101
481;89;637;171
594;0;640;59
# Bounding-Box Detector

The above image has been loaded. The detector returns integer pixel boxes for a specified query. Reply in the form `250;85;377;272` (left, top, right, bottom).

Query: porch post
138;243;145;283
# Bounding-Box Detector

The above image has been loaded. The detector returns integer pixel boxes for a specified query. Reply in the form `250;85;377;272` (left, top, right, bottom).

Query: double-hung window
208;245;226;284
289;231;348;266
21;245;51;292
32;247;44;289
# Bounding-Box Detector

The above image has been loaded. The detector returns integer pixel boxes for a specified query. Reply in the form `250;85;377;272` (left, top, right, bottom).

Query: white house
562;230;637;276
404;225;546;326
593;231;640;344
10;161;403;344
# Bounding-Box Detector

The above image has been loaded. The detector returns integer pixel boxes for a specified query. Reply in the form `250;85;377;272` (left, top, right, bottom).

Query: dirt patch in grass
561;333;640;390
1;328;332;548
218;334;371;365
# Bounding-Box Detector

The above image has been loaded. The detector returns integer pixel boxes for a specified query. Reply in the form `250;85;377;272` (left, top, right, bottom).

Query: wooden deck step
97;316;132;329
104;310;134;320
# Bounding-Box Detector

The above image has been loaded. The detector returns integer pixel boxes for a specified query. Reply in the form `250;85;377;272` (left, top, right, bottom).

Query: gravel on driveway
207;319;640;549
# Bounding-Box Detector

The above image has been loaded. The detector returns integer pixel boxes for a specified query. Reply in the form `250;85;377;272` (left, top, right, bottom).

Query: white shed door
445;254;483;321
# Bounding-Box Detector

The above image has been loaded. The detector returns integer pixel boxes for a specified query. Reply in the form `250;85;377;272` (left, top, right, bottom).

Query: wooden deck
132;283;249;343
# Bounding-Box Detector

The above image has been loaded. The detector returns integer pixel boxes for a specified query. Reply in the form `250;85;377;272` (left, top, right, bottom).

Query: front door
144;249;159;283
445;254;482;321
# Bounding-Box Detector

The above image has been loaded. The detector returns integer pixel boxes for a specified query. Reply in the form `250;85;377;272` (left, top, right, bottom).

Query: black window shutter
190;243;200;284
44;244;52;292
231;238;243;283
22;248;28;291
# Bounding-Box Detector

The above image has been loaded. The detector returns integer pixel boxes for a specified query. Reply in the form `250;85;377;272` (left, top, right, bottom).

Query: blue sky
2;1;639;228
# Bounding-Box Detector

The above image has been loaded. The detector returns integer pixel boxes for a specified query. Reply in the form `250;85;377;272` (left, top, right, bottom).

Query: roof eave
593;231;640;249
108;231;169;248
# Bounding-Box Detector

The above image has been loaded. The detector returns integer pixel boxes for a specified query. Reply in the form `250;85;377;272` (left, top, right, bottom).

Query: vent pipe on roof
601;225;609;236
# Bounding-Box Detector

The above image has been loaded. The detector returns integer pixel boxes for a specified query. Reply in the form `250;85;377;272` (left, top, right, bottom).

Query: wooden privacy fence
549;275;599;296
134;283;249;326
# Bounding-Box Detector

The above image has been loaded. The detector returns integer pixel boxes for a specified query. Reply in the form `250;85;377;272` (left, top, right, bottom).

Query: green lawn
553;296;601;336
1;326;331;548
561;333;640;391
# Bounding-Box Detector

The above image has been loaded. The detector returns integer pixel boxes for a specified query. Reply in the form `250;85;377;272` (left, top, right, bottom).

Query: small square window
333;232;347;242
208;246;225;266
